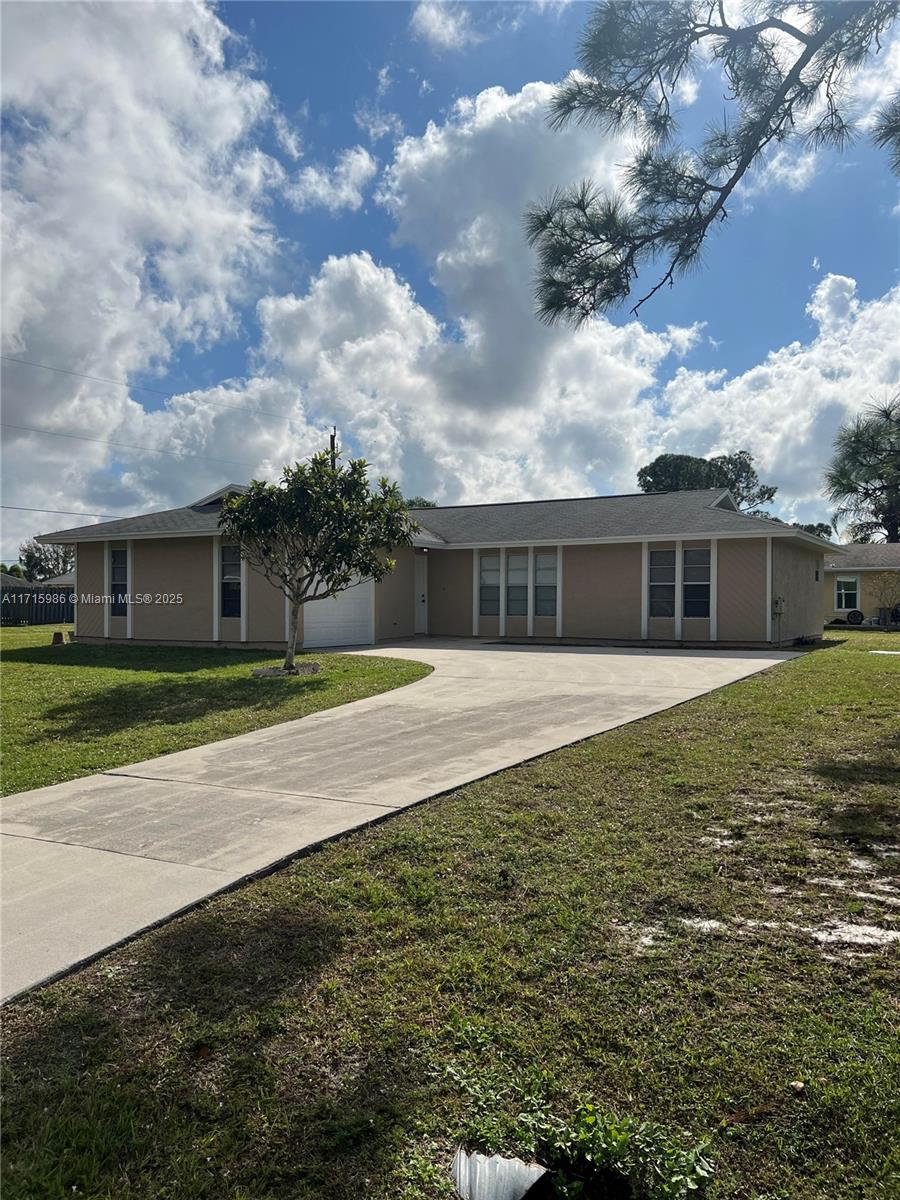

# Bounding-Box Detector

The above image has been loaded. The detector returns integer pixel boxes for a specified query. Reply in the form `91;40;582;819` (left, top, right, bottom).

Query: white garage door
302;579;375;648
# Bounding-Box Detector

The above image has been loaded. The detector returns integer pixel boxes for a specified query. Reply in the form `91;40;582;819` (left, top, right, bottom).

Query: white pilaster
126;540;133;639
73;545;79;637
555;544;563;638
472;548;479;636
240;552;248;642
526;545;535;637
709;539;718;641
103;540;110;638
212;536;221;642
640;541;649;639
674;539;683;641
765;536;773;642
499;547;507;637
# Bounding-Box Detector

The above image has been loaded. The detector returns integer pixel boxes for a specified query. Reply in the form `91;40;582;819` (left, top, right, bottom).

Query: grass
2;632;899;1199
0;625;430;795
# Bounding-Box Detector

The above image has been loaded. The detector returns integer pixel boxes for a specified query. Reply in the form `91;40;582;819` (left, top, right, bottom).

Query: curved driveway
1;639;797;1000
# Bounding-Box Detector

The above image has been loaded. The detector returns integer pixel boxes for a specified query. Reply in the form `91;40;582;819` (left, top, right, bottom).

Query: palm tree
824;395;900;542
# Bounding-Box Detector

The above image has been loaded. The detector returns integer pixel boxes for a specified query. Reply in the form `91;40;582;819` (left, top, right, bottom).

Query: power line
1;422;257;470
0;355;298;423
1;505;118;519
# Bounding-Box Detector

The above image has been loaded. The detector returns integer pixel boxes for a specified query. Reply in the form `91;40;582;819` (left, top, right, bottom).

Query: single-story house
822;542;900;625
36;485;836;649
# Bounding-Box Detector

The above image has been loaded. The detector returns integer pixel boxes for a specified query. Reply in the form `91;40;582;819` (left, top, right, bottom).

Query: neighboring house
36;486;835;649
823;543;900;625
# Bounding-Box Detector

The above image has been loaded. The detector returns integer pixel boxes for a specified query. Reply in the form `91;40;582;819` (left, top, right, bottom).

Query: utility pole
329;426;337;470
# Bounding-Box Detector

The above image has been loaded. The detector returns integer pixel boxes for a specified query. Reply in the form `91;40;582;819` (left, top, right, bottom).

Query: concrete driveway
1;640;798;1000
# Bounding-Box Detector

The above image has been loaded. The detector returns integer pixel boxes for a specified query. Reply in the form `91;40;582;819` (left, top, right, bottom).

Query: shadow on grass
814;732;900;848
0;642;309;674
2;902;423;1198
32;671;329;740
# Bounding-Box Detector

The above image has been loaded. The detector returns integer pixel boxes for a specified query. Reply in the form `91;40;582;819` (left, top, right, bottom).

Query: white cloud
410;2;482;52
0;0;286;558
354;101;405;144
285;146;378;212
273;111;303;160
3;2;895;563
657;275;900;516
743;147;819;196
376;65;393;97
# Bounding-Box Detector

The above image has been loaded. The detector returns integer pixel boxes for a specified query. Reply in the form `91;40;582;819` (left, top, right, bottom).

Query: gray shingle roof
824;543;900;570
38;485;834;549
36;487;249;543
411;490;815;545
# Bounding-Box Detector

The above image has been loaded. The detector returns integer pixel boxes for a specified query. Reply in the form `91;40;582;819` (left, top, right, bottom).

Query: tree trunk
283;598;302;671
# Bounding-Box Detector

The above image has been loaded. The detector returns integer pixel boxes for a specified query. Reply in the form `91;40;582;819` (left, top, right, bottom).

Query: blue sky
2;0;898;561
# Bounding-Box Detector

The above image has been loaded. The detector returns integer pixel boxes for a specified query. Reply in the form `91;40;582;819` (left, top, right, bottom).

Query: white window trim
103;540;110;638
555;543;563;638
73;545;79;637
709;540;718;640
240;554;248;642
212;536;221;641
527;546;535;637
765;536;773;642
834;575;860;611
126;540;133;639
499;546;507;637
471;548;479;635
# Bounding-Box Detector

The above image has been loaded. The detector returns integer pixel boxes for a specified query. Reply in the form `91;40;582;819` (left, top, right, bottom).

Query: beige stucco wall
132;537;213;641
375;546;415;640
428;549;473;637
563;543;642;640
682;617;710;641
717;537;767;642
772;540;824;641
822;569;900;623
506;615;527;637
246;563;286;643
75;542;104;637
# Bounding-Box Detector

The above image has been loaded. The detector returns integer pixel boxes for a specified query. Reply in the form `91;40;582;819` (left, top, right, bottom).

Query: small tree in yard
869;571;900;620
219;451;415;673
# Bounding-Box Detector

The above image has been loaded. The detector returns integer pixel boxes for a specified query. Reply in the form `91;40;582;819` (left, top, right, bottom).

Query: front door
414;554;428;634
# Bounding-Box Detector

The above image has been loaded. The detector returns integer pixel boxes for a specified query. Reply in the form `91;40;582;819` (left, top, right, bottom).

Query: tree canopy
219;451;415;671
824;395;900;542
404;496;437;508
792;521;833;539
637;449;777;514
17;539;74;582
526;1;900;324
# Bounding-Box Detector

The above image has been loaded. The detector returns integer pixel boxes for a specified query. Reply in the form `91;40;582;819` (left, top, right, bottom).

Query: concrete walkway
1;640;797;1000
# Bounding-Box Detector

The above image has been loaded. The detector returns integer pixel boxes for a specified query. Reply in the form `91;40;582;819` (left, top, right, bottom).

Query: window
506;552;528;616
835;576;858;610
221;543;241;618
648;549;675;618
683;547;711;619
479;553;499;616
110;548;127;616
535;551;557;617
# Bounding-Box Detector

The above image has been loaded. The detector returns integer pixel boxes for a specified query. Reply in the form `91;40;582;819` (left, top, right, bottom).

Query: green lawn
3;633;899;1199
0;625;430;795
